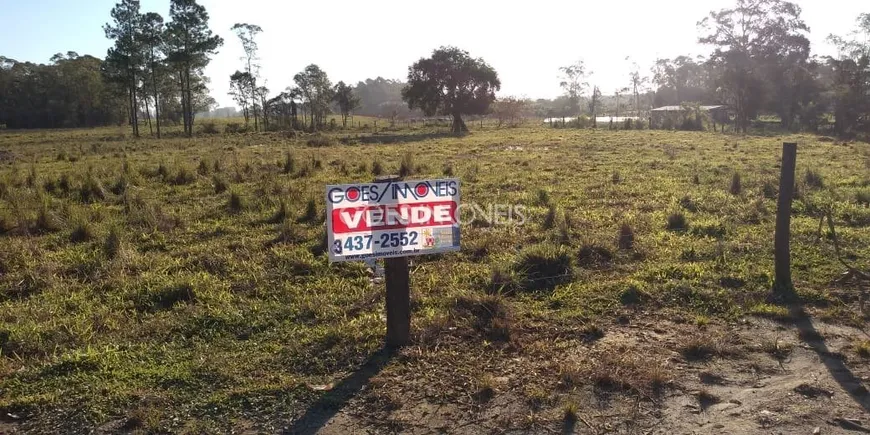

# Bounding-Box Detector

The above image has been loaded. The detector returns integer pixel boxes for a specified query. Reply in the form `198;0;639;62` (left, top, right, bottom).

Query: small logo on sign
422;228;435;248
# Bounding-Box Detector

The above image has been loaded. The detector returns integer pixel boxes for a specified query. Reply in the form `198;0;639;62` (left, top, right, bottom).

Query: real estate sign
325;178;461;262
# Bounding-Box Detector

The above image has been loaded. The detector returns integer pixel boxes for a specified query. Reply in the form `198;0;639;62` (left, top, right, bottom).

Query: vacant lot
0;125;868;433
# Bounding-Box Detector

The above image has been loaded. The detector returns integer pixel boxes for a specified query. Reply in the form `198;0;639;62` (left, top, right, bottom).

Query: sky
0;0;866;108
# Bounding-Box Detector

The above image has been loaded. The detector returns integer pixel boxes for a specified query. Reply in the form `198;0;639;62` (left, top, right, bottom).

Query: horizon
0;0;866;108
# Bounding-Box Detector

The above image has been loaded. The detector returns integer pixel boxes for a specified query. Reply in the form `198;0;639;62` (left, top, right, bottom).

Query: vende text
331;201;457;234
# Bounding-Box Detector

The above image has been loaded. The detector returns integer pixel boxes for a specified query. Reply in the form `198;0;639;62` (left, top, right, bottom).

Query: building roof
651;105;725;112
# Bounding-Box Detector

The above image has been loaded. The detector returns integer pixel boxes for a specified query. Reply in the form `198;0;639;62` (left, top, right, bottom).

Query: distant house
650;105;730;131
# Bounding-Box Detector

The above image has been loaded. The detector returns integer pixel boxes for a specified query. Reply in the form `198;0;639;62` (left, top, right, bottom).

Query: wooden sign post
375;176;411;347
774;142;797;292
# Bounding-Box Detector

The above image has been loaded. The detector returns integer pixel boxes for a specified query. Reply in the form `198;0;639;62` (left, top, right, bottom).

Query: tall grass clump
804;169;824;189
542;204;557;230
667;212;688;231
269;200;289;223
228;191;245;213
33;203;60;233
197;160;211;176
172;166;195;185
213;176;228;194
513;243;574;291
729;172;742;195
283;151;296;174
80;174;107;203
69;216;95;243
399;152;415;177
371;160;384;176
300;198;318;223
103;226;122;259
618;223;635;250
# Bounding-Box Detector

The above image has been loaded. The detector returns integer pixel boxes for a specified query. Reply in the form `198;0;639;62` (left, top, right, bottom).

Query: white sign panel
325;178;461;262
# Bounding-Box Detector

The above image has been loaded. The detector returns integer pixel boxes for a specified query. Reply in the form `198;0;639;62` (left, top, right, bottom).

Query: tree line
1;0;868;137
550;1;870;136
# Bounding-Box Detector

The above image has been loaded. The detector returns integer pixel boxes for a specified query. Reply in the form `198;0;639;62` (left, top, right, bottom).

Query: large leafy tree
698;0;809;132
332;81;360;127
292;64;333;131
558;60;589;116
650;56;711;106
401;46;500;134
164;0;222;137
827;13;870;136
229;70;253;124
140;12;164;137
103;0;143;137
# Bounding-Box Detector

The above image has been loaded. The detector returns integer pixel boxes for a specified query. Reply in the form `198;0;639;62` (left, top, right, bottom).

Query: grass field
0;124;869;433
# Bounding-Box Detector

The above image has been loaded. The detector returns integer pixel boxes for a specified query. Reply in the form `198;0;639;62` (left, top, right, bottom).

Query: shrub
513;244;574;291
200;122;219;135
729;172;742;195
804;169;824;189
618;223;634;250
224;123;246;134
667;212;688;231
399;152;415;177
306;135;335;147
371;160;384;176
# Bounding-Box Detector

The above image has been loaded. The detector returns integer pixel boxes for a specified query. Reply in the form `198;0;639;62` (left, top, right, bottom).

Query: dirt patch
296;315;870;434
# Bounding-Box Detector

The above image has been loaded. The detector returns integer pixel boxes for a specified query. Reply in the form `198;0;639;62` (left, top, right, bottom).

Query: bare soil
288;313;870;435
